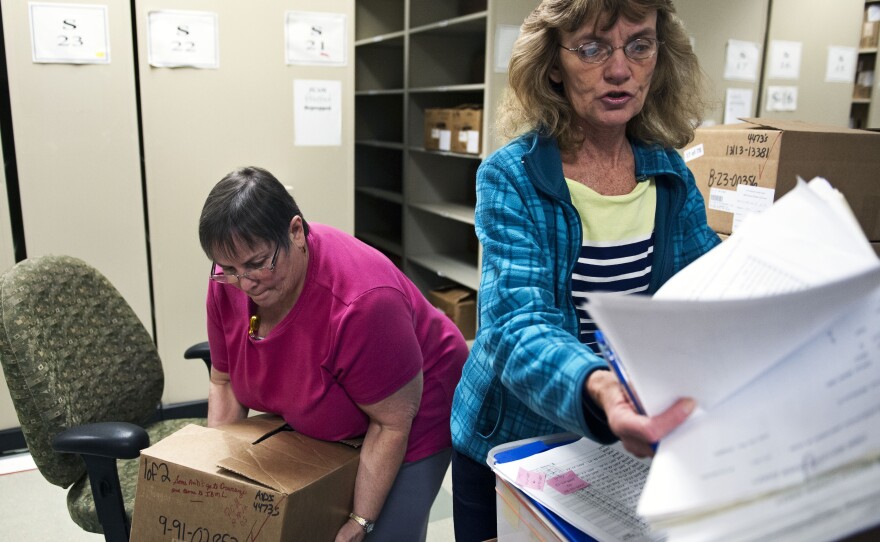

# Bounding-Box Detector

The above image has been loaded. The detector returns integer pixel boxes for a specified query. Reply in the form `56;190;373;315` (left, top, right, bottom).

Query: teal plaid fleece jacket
450;131;720;463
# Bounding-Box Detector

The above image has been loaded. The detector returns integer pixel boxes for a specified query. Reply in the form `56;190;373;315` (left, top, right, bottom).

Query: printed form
493;439;664;542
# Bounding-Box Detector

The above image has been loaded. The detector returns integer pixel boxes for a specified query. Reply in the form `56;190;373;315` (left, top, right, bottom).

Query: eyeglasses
560;37;661;64
210;243;280;284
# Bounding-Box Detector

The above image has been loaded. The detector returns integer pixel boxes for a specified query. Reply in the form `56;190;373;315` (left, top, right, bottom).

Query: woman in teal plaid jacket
449;1;720;540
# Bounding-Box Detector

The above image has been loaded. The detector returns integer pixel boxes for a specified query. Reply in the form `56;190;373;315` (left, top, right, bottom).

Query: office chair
0;255;209;542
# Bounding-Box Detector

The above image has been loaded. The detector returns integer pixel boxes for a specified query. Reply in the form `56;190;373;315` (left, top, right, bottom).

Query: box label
683;143;704;163
708;187;739;213
733;185;775;231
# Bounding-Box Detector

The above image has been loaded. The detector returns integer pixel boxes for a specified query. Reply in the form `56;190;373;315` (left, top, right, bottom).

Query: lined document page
493;439;664;542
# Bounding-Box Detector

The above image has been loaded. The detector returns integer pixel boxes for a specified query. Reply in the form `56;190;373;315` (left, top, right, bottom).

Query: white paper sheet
285;11;347;66
147;10;219;69
660;457;880;542
723;88;753;124
767;40;802;80
825;46;857;83
30;3;110;64
293;79;342;146
724;40;760;81
638;288;880;520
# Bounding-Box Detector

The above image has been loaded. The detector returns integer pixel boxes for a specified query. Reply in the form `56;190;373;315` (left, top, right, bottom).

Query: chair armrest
51;421;149;460
184;341;212;374
52;422;147;542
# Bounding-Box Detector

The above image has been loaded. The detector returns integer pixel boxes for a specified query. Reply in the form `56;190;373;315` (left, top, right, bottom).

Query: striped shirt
566;178;656;352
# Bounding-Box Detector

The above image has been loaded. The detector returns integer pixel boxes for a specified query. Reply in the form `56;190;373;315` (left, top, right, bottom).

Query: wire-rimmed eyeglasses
560;37;661;64
209;243;280;284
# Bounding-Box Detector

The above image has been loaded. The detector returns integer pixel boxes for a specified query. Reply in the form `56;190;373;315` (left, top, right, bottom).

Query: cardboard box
862;4;880;49
424;108;454;151
862;21;879;48
683;118;880;241
854;60;874;100
451;106;483;155
429;286;476;340
131;415;361;542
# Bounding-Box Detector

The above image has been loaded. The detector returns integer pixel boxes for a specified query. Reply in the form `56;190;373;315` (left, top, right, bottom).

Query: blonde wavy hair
497;0;710;152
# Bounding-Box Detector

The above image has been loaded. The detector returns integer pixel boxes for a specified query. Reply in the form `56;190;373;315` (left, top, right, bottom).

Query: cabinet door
675;0;769;126
1;0;151;327
135;0;354;405
761;0;863;126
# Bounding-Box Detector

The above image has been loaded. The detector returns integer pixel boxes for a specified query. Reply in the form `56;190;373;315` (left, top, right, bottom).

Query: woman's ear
289;215;304;241
549;63;563;85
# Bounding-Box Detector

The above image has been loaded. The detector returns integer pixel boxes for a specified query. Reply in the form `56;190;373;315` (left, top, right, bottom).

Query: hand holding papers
583;178;880;541
585;178;880;418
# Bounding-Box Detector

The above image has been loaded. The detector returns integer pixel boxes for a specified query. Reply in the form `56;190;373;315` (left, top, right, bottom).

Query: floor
0;451;456;541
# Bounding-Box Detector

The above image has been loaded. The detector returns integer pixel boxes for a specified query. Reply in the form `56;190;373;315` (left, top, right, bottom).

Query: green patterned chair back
0;255;163;488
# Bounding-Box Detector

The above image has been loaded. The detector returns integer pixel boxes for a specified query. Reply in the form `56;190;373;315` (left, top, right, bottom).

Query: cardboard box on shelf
862;5;880;49
862;21;879;48
854;81;873;100
130;415;361;542
424;108;454;151
683;118;880;241
451;105;483;155
853;59;874;100
429;286;476;340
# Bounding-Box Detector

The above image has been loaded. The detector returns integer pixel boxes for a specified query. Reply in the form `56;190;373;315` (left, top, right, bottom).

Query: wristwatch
349;512;375;534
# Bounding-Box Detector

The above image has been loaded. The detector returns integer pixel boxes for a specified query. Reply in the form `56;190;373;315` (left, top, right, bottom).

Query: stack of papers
490;436;662;542
582;178;880;541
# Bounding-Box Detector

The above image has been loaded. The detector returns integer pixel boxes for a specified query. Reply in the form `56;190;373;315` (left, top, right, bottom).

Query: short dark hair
198;166;309;260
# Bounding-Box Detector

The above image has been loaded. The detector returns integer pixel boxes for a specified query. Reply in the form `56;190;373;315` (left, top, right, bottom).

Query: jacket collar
520;130;686;199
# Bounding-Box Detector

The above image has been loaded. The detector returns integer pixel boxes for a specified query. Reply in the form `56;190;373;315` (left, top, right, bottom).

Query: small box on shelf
424;105;483;155
854;61;874;100
424;108;454;151
451;105;483;155
429;285;476;340
862;4;880;48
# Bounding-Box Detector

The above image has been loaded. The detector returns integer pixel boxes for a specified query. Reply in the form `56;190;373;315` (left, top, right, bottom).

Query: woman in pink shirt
199;166;467;542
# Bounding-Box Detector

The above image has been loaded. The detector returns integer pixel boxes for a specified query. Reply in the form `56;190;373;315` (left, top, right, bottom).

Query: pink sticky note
547;470;589;495
516;467;546;490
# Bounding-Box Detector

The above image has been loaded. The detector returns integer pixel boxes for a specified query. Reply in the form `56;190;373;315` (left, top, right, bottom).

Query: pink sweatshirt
207;223;467;462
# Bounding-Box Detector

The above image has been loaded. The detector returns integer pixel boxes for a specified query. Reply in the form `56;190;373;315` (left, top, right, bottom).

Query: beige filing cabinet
0;0;151;431
677;0;865;128
134;0;354;405
760;0;863;127
675;0;769;126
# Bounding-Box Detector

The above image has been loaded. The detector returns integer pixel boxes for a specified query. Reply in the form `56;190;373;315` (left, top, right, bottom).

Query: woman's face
550;10;658;135
213;217;308;310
